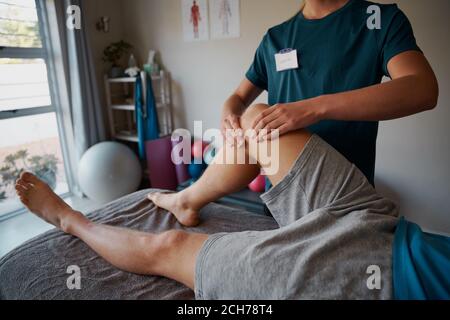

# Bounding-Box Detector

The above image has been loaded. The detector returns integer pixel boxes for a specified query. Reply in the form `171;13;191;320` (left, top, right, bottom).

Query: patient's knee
158;230;188;250
240;103;269;131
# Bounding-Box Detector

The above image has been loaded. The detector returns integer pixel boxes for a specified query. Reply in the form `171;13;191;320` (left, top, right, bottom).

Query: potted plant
0;150;59;202
102;40;133;78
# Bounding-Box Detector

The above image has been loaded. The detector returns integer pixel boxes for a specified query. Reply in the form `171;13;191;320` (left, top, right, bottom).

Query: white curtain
38;0;106;196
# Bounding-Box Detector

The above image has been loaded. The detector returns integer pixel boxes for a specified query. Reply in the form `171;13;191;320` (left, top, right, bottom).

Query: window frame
0;0;52;120
0;11;53;119
0;45;55;120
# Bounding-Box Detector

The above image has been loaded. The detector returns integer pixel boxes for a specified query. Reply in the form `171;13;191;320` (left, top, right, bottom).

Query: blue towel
135;73;160;160
393;217;450;300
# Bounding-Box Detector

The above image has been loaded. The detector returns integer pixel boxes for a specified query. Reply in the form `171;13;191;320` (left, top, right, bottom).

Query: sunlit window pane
0;113;68;215
0;0;42;48
0;58;51;111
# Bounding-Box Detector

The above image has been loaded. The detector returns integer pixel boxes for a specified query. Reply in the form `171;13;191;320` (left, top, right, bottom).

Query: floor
0;195;102;258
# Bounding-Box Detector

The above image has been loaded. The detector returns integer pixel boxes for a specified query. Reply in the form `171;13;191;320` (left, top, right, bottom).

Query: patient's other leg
148;140;260;226
149;103;312;226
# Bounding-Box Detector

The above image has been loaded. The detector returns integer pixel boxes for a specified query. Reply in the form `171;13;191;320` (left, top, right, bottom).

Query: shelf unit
104;70;173;144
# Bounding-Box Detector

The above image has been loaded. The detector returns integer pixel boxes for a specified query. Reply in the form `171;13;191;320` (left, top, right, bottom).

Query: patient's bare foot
147;191;200;227
15;172;82;233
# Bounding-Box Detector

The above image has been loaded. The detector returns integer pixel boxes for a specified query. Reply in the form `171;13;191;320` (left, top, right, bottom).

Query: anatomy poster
182;0;209;42
209;0;240;39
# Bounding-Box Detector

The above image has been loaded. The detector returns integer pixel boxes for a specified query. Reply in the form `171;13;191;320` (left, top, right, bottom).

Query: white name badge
275;49;299;72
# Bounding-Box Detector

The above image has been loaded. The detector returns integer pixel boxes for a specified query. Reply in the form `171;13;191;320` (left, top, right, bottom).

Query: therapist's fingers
223;116;243;146
256;113;285;132
222;119;235;146
251;107;277;130
228;116;241;130
256;118;285;141
251;108;276;129
254;113;280;132
252;109;279;132
228;116;245;146
278;124;291;136
259;124;290;142
222;120;234;146
223;115;242;132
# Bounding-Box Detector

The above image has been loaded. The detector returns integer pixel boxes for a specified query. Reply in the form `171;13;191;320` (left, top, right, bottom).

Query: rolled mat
171;136;190;185
145;136;178;190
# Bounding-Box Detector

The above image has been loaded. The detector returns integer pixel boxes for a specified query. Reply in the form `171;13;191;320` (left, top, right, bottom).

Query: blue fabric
135;73;160;160
245;0;421;185
393;217;450;300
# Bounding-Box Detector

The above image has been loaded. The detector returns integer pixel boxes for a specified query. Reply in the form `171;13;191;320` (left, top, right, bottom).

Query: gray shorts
195;135;399;300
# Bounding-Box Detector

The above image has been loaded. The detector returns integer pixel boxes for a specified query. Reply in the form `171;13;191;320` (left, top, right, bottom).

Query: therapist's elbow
418;74;439;111
424;89;439;111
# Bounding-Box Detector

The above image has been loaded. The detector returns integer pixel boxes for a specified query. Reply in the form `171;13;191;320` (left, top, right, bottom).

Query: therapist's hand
221;113;244;147
251;101;324;141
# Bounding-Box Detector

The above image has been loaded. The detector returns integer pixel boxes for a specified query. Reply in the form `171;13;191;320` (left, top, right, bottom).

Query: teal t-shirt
246;0;421;184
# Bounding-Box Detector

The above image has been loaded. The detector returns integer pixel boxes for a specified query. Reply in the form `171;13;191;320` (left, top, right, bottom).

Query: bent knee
240;103;269;130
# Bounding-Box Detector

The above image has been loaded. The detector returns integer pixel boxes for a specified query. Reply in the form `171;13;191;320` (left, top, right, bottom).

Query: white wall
375;0;450;234
84;0;125;136
120;0;301;130
87;0;450;234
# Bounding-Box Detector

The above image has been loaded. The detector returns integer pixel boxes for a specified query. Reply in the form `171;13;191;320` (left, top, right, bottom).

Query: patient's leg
15;172;207;289
15;104;311;290
148;142;260;226
149;103;311;226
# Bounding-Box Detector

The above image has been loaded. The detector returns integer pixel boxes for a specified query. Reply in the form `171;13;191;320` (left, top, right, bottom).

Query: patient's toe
15;182;30;195
20;172;41;185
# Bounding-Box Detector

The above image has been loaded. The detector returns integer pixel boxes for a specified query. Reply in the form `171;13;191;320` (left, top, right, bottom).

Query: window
0;0;69;218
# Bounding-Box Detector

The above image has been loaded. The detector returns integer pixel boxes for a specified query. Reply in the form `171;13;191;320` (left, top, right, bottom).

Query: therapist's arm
221;78;263;144
321;51;439;121
252;51;439;138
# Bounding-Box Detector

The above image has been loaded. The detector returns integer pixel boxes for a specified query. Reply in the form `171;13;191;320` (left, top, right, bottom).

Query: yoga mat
145;136;178;190
171;136;190;184
135;73;160;160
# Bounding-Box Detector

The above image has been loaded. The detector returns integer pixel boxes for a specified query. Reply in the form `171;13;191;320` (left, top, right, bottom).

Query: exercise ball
188;162;207;181
203;144;217;165
248;175;266;193
192;140;209;159
78;142;142;203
